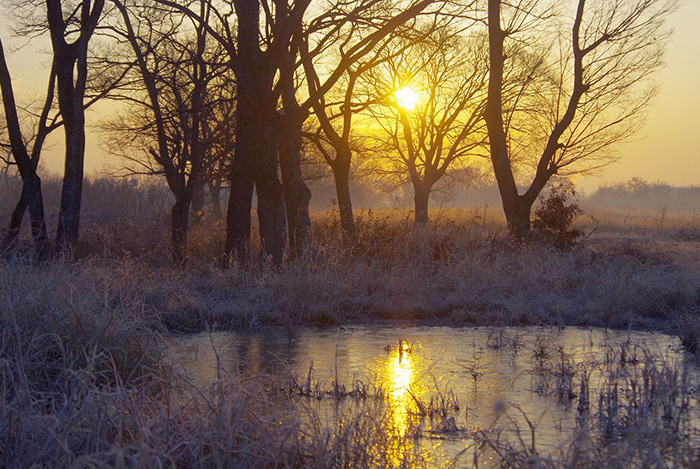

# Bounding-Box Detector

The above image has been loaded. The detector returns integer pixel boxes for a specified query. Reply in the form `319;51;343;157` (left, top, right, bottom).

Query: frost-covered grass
2;203;700;466
4;206;700;337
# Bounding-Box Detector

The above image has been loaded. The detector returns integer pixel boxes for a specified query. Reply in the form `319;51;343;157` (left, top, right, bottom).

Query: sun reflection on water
373;341;423;465
378;341;423;441
390;347;412;399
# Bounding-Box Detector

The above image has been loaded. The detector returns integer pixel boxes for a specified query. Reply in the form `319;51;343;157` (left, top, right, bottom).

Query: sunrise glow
395;86;419;111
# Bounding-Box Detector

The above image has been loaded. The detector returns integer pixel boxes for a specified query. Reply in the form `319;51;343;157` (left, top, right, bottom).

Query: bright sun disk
395;87;418;111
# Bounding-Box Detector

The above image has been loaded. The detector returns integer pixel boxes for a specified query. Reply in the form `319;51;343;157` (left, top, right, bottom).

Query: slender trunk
171;195;190;265
225;0;258;266
224;156;254;265
331;150;354;240
208;180;223;221
279;112;312;256
279;38;311;258
0;37;48;259
256;111;286;266
3;176;49;259
50;0;104;252
56;118;85;250
413;182;430;227
191;177;205;225
2;180;27;251
224;99;255;265
486;0;530;238
25;175;48;258
171;179;198;265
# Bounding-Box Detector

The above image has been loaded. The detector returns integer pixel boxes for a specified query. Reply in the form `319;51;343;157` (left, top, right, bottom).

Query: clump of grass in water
457;341;494;392
469;340;700;468
487;326;526;363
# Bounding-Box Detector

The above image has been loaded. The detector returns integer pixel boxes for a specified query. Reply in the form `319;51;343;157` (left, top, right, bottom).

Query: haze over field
0;0;698;194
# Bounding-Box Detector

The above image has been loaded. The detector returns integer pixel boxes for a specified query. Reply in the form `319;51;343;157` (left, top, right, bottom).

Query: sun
394;87;419;111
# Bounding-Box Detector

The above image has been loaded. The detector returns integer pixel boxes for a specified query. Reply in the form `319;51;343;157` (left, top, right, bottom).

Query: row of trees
0;0;675;265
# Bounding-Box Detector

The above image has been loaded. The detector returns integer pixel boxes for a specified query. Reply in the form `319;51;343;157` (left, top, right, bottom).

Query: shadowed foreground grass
2;209;700;467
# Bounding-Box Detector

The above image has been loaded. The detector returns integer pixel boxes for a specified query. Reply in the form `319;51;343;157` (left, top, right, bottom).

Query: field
2;176;700;467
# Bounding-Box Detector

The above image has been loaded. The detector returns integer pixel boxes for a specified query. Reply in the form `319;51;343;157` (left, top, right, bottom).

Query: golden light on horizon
395;86;419;111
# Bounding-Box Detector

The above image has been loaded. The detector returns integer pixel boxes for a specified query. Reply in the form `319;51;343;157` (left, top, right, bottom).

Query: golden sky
576;0;700;192
0;1;698;194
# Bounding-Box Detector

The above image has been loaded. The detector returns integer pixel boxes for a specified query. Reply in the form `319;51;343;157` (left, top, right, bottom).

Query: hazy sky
1;1;698;194
577;0;700;193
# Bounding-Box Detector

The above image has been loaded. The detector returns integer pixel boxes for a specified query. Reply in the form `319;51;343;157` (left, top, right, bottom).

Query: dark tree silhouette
0;38;50;258
46;0;105;251
155;0;310;266
485;0;675;238
364;25;489;226
111;0;222;265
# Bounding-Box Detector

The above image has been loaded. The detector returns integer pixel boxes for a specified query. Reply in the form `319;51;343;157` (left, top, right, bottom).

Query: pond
167;326;698;467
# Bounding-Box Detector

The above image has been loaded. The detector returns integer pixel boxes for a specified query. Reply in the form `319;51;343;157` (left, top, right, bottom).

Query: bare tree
153;0;434;262
363;25;489;226
485;0;675;238
107;0;228;264
0;0;134;256
45;0;105;250
0;38;52;258
153;0;311;266
299;0;437;239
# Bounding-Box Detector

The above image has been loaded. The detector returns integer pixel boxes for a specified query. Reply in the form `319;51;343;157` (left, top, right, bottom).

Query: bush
532;183;584;250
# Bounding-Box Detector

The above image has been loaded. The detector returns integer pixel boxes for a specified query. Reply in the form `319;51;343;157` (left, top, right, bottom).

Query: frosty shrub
532;183;584;250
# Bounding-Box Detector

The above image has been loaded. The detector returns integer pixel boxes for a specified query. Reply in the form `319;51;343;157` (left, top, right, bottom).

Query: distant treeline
2;172;697;246
4;173;696;231
584;178;700;212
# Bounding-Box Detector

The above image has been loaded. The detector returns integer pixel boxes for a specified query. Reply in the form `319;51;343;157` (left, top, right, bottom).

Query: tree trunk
48;0;104;252
171;195;190;265
0;37;48;259
279;40;311;258
2;175;49;259
224;0;259;265
485;0;531;239
225;0;286;267
224;104;255;265
504;199;532;240
279;111;312;257
191;177;206;225
208;180;223;221
413;183;430;227
1;185;27;251
25;175;48;259
172;175;199;265
255;112;287;266
331;150;355;240
56;117;86;250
